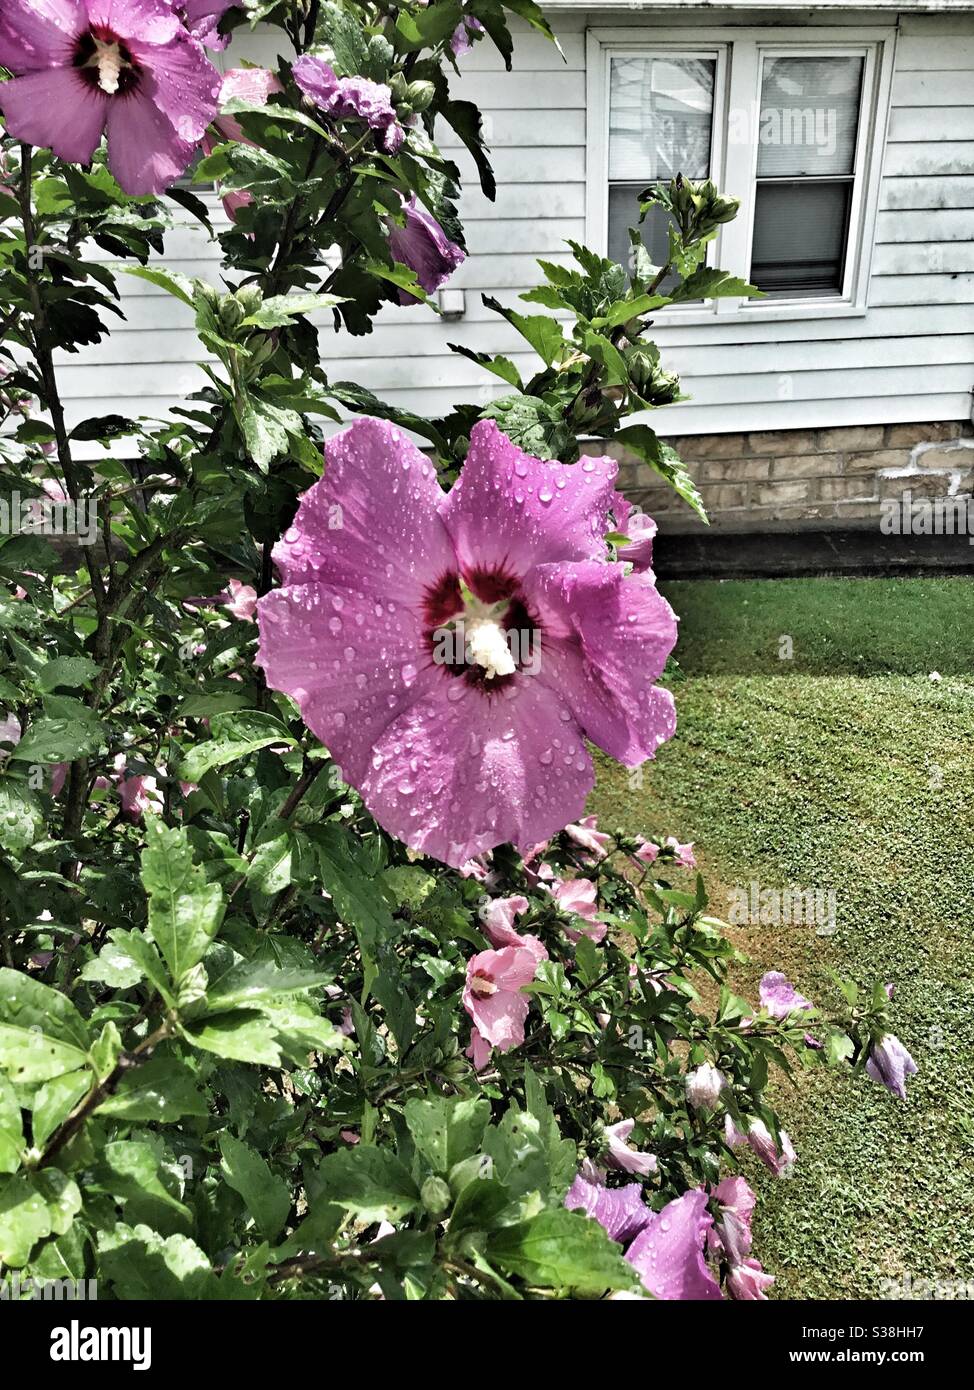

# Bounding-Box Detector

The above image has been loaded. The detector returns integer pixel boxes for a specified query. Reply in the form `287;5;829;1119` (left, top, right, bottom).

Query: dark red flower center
73;27;141;97
422;565;540;693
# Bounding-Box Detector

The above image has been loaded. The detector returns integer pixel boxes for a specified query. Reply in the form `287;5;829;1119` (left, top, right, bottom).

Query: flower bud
421;1176;452;1216
685;1062;725;1112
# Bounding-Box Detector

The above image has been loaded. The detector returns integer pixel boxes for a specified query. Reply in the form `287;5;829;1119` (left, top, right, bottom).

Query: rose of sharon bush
0;0;221;195
257;416;678;867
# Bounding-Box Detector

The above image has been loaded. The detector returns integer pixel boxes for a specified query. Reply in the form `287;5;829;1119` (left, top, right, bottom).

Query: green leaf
0;781;43;855
141;820;226;984
219;1134;290;1242
0;1026;89;1085
487;1208;640;1293
0;969;90;1049
404;1096;491;1174
34;656;100;692
315;1145;421;1223
247;833;295;896
0;1171;81;1269
179;711;296;782
670;268;763;303
82;929;174;1004
98;1223;223;1300
9;716;105;763
613;425;707;523
97;1058;208;1123
123;265;196;307
0;1075;24;1173
101;1140;192;1236
181;1011;282;1066
589;293;669;329
481;295;565;367
242;293;346;329
304;824;396;964
204;953;325;1015
31;1069;92;1149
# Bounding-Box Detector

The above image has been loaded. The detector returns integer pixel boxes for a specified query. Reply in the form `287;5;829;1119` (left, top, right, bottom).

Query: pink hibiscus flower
256;417;678;868
564;1162;651;1245
625;1189;723;1301
549;877;607;945
611;493;657;571
462;933;547;1068
0;0;222;196
221;577;258;620
203;65;283;220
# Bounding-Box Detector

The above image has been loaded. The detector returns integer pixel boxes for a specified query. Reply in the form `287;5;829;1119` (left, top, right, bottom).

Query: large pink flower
0;0;222;196
256;418;678;868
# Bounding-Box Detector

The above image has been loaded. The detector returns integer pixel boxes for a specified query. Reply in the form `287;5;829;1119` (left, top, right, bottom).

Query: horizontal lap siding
56;11;974;438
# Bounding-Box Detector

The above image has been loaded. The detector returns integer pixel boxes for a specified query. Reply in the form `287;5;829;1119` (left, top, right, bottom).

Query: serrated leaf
141;821;225;984
219;1134;290;1242
315;1145;420;1223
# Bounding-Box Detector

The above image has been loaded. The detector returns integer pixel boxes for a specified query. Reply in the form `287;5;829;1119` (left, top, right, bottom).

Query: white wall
52;7;974;439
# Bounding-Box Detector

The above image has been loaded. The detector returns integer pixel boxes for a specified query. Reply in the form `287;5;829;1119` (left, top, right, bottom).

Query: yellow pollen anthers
469;974;497;998
88;37;131;96
465;616;516;682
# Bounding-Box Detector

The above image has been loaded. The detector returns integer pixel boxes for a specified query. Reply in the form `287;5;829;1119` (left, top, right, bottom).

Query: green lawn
592;578;974;1299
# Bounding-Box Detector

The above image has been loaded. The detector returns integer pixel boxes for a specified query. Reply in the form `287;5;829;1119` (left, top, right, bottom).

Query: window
751;55;864;297
588;28;893;319
607;54;718;269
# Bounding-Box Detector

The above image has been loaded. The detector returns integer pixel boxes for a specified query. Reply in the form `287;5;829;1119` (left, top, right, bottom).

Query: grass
592;578;974;1299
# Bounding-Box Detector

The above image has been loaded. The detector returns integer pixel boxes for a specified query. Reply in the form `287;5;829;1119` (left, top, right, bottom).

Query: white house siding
52;5;974;441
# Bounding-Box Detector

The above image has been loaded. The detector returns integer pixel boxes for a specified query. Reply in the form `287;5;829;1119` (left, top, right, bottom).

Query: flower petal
625;1190;723;1301
127;30;222;144
0;0;83;69
271;417;455;596
357;671;594;867
438;420;617;578
256;579;440;787
105;85;195;194
0;68;108;163
86;0;181;44
529;561;678;765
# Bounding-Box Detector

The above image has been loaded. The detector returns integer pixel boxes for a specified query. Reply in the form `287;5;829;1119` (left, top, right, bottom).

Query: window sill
652;299;868;328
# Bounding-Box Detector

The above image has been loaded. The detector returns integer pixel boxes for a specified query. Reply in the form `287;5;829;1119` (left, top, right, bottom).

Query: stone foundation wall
607;420;974;533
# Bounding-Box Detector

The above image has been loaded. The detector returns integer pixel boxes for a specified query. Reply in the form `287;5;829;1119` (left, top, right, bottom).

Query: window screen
749;55;864;298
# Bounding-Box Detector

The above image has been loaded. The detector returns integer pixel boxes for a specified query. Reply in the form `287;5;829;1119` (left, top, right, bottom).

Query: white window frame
586;25;897;325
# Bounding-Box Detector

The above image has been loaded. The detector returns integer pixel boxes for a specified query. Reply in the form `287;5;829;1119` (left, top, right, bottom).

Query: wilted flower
564;1162;651;1245
685;1062;725;1112
174;0;237;49
564;814;611;862
603;1119;657;1177
0;0;222;196
386;196;465;304
710;1175;756;1267
113;753;163;821
450;16;485;58
724;1112;746;1148
727;1257;775;1300
746;1119;796;1177
759;971;813;1020
292;54;404;154
625;1189;723;1300
865;1034;917;1100
256;417;678;868
221;578;258;620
